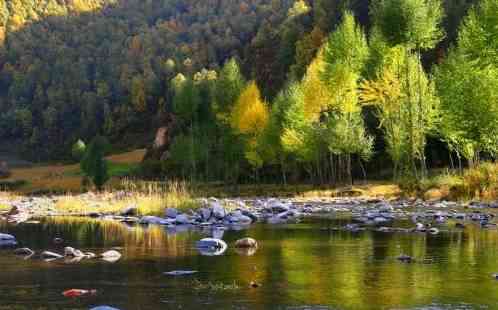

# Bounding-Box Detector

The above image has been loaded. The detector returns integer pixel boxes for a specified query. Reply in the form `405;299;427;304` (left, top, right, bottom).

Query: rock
121;205;138;216
249;281;261;288
165;208;178;219
53;237;64;244
41;251;63;260
196;238;227;256
378;203;394;212
235;238;258;248
90;306;121;310
64;247;85;257
234;247;258;256
226;211;252;224
163;270;198;276
397;254;413;263
240;210;258;223
14;248;34;256
101;250;122;263
84;252;97;259
211;203;226;219
199;208;212;220
139;216;171;225
101;250;121;258
266;199;290;213
429;227;440;235
175;214;190;224
0;233;17;247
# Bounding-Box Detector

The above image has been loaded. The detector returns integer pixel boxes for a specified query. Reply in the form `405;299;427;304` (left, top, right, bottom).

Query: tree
230;81;270;173
360;46;440;178
457;0;498;67
369;0;444;179
320;11;373;184
80;136;110;191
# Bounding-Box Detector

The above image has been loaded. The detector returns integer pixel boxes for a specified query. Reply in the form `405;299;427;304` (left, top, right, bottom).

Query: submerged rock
163;270;198;276
235;238;258;248
41;251;63;260
90;306;120;310
397;254;413;263
14;247;34;256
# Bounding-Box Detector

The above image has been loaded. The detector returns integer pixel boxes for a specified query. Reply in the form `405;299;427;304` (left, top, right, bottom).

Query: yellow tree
230;81;269;170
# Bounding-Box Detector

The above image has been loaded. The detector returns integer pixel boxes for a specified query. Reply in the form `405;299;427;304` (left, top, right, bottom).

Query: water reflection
0;217;498;309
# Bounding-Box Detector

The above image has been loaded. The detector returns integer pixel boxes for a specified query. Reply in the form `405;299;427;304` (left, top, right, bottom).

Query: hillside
0;0;475;161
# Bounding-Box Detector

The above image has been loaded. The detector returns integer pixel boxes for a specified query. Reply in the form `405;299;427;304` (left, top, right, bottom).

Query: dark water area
1;217;498;310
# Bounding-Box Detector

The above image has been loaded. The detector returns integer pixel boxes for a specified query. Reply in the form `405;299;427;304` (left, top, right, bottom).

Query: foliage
230;81;270;170
371;0;445;50
435;52;498;163
71;139;86;161
360;46;440;178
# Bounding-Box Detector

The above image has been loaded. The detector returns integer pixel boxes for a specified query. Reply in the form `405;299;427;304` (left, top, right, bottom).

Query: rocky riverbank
1;193;498;233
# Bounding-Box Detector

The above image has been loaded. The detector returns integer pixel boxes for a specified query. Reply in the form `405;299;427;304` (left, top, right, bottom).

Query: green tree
369;0;444;179
320;11;373;184
80;136;110;190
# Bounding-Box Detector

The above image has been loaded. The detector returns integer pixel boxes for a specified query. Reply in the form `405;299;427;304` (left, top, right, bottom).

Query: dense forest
1;0;497;184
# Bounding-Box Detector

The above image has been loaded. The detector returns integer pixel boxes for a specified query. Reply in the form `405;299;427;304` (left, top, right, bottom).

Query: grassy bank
54;181;199;216
1;149;145;193
402;163;498;202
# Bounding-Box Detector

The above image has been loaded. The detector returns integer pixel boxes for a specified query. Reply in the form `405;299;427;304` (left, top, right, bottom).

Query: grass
196;182;400;199
4;149;146;193
54;180;200;216
401;162;498;202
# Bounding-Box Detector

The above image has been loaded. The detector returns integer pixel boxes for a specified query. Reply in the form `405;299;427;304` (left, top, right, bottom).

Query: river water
0;217;497;309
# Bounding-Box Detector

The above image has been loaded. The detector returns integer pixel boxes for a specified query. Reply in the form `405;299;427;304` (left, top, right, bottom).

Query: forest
1;0;497;185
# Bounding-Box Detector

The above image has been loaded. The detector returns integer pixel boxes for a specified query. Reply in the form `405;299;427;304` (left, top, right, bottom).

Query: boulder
175;214;190;225
199;208;212;220
240;210;258;223
266;199;290;213
139;216;171;225
196;238;227;256
121;205;138;217
234;237;258;248
165;208;178;218
211;203;226;219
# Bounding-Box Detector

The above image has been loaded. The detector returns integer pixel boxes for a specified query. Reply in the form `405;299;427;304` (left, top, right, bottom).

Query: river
0;216;497;309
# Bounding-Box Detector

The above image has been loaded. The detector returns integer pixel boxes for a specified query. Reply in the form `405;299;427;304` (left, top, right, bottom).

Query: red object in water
62;289;97;298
